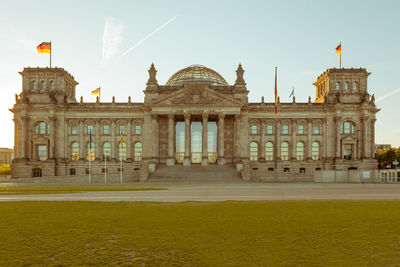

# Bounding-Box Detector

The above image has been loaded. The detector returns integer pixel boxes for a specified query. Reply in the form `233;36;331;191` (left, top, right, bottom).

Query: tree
376;147;400;169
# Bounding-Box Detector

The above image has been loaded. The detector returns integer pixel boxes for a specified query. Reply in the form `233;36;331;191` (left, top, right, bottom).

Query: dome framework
166;64;228;86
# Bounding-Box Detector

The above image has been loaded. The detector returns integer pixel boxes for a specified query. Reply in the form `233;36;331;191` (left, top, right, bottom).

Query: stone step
147;164;243;182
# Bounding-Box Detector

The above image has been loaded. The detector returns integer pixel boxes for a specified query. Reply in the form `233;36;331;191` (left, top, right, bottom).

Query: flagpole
50;41;52;68
99;86;101;102
340;42;342;68
274;67;278;183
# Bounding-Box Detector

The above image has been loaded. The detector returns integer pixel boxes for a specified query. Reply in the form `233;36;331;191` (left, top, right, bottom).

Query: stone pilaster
151;115;159;162
260;120;266;162
49;116;56;159
127;120;132;160
307;119;312;160
167;114;175;166
371;118;376;158
234;114;241;162
79;119;84;160
95;119;101;160
291;120;297;160
217;113;225;165
335;117;341;159
111;119;116;160
183;113;191;166
201;113;209;166
362;116;369;159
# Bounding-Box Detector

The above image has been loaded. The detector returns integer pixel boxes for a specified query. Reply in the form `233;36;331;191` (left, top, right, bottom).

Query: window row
335;81;358;90
31;80;55;90
249;141;320;161
71;142;143;162
70;124;141;135
251;124;321;135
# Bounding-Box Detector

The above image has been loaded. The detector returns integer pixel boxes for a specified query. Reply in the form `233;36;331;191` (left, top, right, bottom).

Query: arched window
50;81;55;89
336;82;340;90
296;142;304;160
119;142;127;161
353;82;357;90
312;142;320;160
34;121;49;135
87;143;95;161
41;81;46;90
265;142;273;161
71;142;79;161
342;121;355;134
103;142;111;160
32;81;37;90
281;142;289;160
250;142;258;161
134;142;143;161
345;81;349;90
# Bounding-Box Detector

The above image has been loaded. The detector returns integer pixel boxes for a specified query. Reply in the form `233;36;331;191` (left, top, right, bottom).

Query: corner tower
313;68;371;104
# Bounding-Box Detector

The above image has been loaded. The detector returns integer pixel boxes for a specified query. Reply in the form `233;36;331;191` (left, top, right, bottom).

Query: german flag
91;87;100;95
336;43;341;55
37;42;51;53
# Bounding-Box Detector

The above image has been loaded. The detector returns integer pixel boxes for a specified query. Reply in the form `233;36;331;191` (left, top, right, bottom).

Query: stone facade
10;64;379;182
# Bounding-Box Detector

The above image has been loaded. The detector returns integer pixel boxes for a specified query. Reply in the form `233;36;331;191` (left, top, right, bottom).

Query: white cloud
102;17;124;62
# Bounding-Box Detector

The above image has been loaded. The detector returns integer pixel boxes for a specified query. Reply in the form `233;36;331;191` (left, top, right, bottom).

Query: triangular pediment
151;85;242;107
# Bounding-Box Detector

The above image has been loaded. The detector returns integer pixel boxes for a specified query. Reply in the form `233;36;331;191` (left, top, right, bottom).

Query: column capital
218;113;225;119
184;113;191;120
202;113;209;120
151;114;158;120
234;114;241;120
168;114;175;119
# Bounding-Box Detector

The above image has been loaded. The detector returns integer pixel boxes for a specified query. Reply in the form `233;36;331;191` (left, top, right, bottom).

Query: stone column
217;113;225;165
20;116;28;159
201;113;208;166
260;120;266;162
307;119;312;160
49;116;56;159
291;120;297;160
111;119;116;160
234;114;241;162
151;115;159;161
183;113;191;166
276;121;281;160
371;118;376;158
167;114;175;166
13;118;18;159
335;117;341;159
127;120;132;160
79;119;84;160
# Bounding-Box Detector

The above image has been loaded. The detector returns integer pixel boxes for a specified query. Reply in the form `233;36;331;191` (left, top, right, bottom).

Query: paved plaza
1;183;400;202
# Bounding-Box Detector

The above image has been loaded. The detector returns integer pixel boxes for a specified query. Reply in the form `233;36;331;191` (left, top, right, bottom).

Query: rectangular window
71;125;78;135
119;125;125;134
267;125;273;134
87;125;94;134
314;125;320;134
251;125;258;135
37;145;47;161
298;125;304;134
103;125;109;135
300;168;306;173
282;125;289;134
135;125;141;135
69;168;76;175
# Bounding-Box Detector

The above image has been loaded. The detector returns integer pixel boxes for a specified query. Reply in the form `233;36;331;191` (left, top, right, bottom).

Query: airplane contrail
116;15;179;60
375;87;400;103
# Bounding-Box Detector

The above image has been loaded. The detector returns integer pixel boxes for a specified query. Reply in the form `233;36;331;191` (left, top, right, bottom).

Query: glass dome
166;64;228;86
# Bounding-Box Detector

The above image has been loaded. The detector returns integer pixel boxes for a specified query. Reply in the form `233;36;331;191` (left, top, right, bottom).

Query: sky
0;0;399;148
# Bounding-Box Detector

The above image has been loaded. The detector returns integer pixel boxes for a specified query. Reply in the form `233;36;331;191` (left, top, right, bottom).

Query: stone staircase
147;164;243;182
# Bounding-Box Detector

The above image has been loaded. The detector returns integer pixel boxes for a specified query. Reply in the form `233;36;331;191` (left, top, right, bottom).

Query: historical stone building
10;64;379;182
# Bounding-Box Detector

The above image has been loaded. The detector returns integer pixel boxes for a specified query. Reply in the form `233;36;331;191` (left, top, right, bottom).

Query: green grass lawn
1;201;400;266
0;184;166;195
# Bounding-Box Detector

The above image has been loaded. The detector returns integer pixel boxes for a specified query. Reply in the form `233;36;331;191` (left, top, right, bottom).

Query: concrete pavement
1;183;400;202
